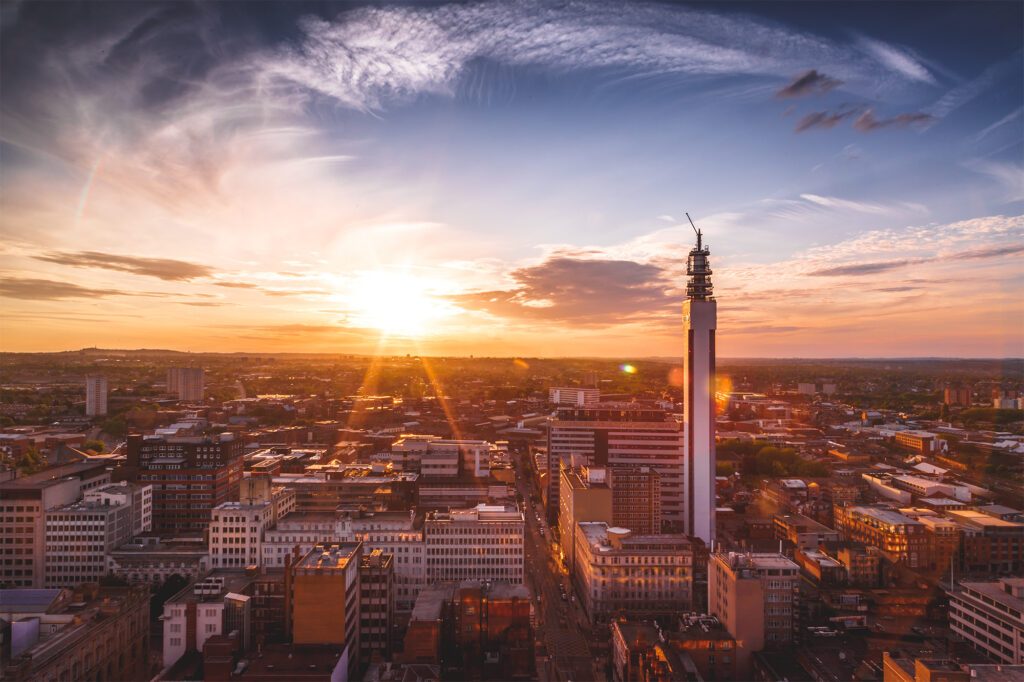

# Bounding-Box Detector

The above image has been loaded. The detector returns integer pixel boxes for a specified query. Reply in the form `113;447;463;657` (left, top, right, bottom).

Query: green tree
82;439;105;454
16;447;46;475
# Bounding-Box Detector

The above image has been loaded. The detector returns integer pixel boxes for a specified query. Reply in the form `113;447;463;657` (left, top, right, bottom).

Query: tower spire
685;213;713;301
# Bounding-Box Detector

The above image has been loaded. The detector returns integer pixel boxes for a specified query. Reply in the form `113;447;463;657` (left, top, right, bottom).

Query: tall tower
86;376;108;416
682;218;716;546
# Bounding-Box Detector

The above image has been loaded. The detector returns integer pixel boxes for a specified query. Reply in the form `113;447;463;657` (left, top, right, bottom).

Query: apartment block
549;387;600;406
85;376;108;417
833;505;927;568
167;367;205;402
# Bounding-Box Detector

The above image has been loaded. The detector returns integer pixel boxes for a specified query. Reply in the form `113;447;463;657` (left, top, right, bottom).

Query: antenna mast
686;212;702;249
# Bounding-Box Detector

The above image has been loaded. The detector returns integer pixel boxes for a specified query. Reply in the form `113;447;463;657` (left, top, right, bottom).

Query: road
514;454;602;681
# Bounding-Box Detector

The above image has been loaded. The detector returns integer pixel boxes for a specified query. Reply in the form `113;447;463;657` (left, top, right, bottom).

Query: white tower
86;376;108;417
682;217;716;546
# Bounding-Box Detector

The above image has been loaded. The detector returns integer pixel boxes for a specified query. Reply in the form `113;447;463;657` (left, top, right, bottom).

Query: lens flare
620;363;637;374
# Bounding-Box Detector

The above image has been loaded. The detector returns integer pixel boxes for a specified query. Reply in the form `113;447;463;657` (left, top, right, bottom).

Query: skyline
1;1;1022;358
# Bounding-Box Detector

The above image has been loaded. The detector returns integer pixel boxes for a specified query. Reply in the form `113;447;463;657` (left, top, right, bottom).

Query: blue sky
1;1;1021;356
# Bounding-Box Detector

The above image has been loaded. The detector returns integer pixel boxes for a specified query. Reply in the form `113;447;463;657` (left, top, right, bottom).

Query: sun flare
345;270;453;338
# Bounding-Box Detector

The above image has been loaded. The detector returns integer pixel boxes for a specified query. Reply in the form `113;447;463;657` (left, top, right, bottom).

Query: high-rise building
558;466;613;573
44;499;135;587
85;375;108;416
121;433;244;534
682;226;716;546
167;367;205;402
610;466;662;535
547;403;683;528
359;549;394;665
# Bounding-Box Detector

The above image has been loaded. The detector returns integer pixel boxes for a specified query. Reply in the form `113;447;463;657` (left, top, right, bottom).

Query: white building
549;387;600;406
948;577;1024;664
208;501;276;569
84;481;152;535
389;435;496;478
682;227;716;546
339;510;426;613
85;376;108;417
167;367;205;402
572;523;693;624
547;405;684;528
425;503;524;585
44;500;134;587
162;573;252;669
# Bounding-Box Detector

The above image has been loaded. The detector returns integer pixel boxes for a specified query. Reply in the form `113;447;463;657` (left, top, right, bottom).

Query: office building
84;480;153;535
338;509;426;612
773;512;841;550
610;466;662;535
424;503;524;584
122;432;244;534
547;403;684;528
947;509;1024;574
286;542;363;680
85;375;108;417
359;549;394;665
682;227;716;546
0;461;111;587
559;465;613;572
0;585;149;682
549;387;600;406
573;523;694;624
388;435;496;478
108;536;210;584
709;552;800;676
209;500;276;569
44;499;133;587
947;577;1024;665
167;366;205;402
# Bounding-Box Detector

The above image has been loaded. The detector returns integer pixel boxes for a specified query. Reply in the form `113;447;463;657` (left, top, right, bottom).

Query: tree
16;447;46;475
82;439;106;454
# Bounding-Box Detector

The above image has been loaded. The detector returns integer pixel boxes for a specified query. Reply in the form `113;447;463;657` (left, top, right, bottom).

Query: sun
345;270;453;337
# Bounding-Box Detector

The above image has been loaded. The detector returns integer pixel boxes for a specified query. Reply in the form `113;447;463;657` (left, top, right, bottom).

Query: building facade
44;499;133;587
947;577;1023;665
425;504;524;585
85;376;108;417
167;367;205;402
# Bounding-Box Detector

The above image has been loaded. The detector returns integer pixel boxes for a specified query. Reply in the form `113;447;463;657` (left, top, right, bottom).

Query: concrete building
0;585;149;682
338;509;426;613
947;509;1024;574
547;404;684;528
122;433;244;534
84;480;152;535
894;430;942;453
947;577;1024;665
610;466;662;535
424;503;524;585
209;500;276;569
0;461;111;587
108;536;210;584
286;542;363;680
559;465;613;572
944;386;972;407
573;522;693;624
261;511;337;568
389;435;497;478
44;499;133;587
85;376;108;417
834;505;928;568
773;512;841;550
709;552;800;676
359;549;394;666
162;572;254;670
682;227;716;546
167;367;205;402
549;387;600;406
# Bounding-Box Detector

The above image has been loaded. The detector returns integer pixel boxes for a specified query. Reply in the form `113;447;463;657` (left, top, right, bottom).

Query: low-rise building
108;536;210;584
44;499;134;587
773;512;841;550
833;505;927;568
209;500;276;569
161;571;254;670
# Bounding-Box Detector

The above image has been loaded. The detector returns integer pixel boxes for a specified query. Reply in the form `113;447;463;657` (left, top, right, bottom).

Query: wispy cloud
859;37;935;84
853;109;933;132
800;194;888;214
33;250;215;281
795;108;859;132
0;276;158;300
964;160;1024;203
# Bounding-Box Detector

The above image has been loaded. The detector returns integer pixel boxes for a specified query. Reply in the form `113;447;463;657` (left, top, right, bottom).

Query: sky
1;0;1022;358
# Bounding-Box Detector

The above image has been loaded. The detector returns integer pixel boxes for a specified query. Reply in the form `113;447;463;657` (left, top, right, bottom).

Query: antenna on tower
686;212;702;249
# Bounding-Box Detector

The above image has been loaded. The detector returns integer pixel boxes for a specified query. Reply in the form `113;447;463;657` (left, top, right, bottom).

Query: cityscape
1;2;1022;682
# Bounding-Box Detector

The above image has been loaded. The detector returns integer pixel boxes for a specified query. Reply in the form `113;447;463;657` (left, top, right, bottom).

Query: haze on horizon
1;1;1022;358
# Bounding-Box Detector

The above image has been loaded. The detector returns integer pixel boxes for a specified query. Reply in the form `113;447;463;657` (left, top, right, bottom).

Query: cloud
859;37;934;84
800;194;888;214
853;109;933;132
964;160;1024;203
33;250;215;281
0;277;126;300
453;255;672;325
776;69;842;98
795;108;858;132
212;281;260;289
807;259;921;277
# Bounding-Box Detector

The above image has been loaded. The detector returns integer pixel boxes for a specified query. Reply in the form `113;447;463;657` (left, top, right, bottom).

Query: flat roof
297;543;361;570
958;579;1024;612
947;510;1023;528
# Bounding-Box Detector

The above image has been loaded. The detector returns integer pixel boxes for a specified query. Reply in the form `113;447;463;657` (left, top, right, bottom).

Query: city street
514;455;601;681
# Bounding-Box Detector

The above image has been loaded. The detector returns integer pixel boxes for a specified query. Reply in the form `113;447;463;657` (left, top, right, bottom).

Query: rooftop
947;509;1023;528
296;543;361;571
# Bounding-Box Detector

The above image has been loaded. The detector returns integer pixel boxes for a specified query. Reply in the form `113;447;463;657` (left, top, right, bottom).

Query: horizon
1;1;1022;357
